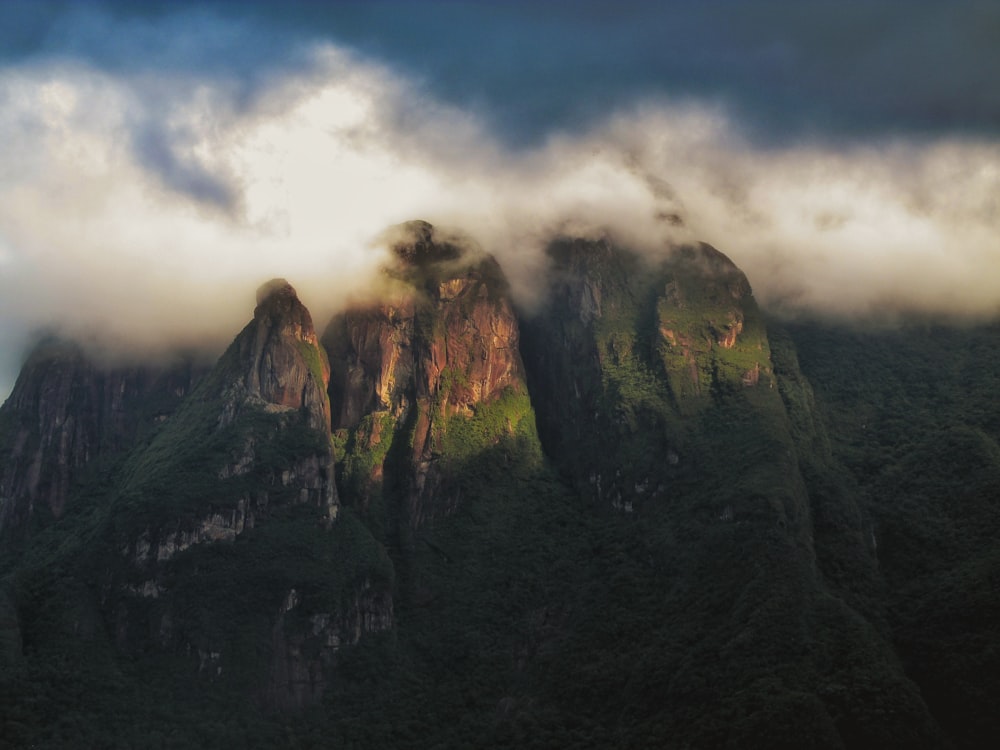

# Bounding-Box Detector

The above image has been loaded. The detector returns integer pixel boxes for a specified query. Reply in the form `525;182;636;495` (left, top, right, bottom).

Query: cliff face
522;238;783;514
215;278;338;519
0;340;202;545
516;238;940;745
226;279;333;435
0;280;392;715
109;280;339;536
99;280;381;711
324;221;530;528
653;243;774;401
266;577;393;711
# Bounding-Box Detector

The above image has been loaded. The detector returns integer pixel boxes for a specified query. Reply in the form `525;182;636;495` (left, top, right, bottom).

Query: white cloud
1;39;999;400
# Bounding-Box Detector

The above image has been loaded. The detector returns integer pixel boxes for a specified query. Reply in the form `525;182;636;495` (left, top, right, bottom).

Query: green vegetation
787;320;1000;748
440;387;538;464
338;411;398;510
295;339;328;394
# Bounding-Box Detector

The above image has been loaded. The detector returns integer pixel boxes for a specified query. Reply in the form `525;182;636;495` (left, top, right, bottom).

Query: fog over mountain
1;1;999;399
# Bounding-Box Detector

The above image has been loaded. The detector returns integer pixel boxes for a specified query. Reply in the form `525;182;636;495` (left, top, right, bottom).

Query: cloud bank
1;20;999;398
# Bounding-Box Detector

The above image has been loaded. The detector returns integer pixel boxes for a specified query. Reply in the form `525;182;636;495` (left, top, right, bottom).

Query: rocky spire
323;221;530;526
223;279;332;434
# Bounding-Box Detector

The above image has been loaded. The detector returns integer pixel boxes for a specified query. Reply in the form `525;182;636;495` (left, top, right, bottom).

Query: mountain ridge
0;222;995;748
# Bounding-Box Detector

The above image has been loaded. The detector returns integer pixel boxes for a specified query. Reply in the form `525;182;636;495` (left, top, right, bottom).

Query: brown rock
323;222;527;526
228;279;332;433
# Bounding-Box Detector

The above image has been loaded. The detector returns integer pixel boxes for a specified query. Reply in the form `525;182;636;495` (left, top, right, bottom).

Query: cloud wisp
1;30;999;397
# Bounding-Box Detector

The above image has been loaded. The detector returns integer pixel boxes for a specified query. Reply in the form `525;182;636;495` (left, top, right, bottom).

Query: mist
1;30;999;399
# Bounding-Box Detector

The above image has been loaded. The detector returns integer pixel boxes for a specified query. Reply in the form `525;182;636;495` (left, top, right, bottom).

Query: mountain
0;340;204;548
517;237;940;747
0;222;997;748
322;220;529;531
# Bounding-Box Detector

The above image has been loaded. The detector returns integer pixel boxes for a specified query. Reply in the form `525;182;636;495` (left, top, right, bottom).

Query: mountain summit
324;222;528;527
226;277;333;436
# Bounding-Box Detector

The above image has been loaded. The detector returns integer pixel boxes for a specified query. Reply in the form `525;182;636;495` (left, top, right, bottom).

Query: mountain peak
248;278;321;348
255;277;299;308
226;279;330;431
386;220;464;267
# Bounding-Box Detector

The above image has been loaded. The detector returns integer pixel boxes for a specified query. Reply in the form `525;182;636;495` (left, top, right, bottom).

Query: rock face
0;340;202;545
106;280;341;575
101;281;340;562
518;237;942;745
10;279;390;714
324;221;530;527
225;279;333;434
266;579;393;711
212;278;338;519
653;243;774;403
521;238;781;513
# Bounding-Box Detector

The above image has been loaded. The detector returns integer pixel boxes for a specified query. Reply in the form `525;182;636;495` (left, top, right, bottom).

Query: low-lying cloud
1;32;999;398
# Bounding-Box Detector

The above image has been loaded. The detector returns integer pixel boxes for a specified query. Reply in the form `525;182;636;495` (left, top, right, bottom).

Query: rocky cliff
323;221;531;529
0;339;203;546
114;278;339;536
518;237;940;746
99;279;390;710
224;278;333;435
0;280;392;718
521;238;783;513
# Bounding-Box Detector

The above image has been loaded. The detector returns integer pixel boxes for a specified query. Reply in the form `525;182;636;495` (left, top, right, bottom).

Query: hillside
785;320;1000;750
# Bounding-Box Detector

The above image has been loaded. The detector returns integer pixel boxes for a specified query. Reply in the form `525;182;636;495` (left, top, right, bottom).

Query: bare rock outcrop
324;221;529;526
222;278;333;434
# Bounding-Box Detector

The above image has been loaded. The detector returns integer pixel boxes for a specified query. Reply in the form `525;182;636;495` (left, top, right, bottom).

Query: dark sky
3;0;998;145
1;1;999;397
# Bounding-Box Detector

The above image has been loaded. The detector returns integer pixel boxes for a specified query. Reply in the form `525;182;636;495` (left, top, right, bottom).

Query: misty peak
229;275;331;434
252;278;316;332
255;278;298;307
387;220;464;267
248;278;320;351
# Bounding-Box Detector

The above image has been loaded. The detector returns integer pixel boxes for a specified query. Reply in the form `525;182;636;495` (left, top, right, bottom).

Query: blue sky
1;1;999;397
